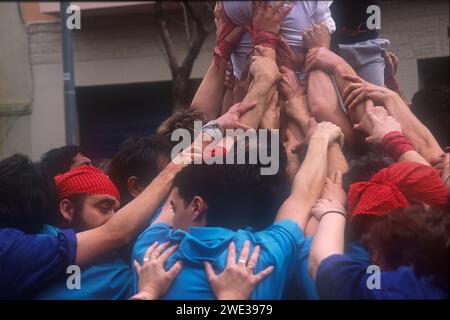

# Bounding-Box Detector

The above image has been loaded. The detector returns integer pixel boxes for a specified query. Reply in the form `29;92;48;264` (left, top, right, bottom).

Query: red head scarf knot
54;165;120;202
348;161;448;220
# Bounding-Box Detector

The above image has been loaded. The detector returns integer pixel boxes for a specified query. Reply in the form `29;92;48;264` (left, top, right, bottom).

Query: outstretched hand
342;74;396;110
303;23;331;50
305;47;345;74
353;105;403;144
216;101;257;130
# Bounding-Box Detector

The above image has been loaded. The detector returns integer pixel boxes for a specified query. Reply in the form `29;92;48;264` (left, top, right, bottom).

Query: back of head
156;108;206;145
40;145;87;178
173;155;289;231
108;135;171;206
360;205;449;290
0;154;57;233
343;152;394;191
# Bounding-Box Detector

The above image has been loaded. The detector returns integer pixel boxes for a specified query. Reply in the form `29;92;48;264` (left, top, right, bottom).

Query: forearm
191;58;228;121
308;69;358;147
221;86;234;115
327;143;349;177
398;151;430;166
239;76;278;130
333;64;371;125
309;213;346;279
384;95;443;163
285;95;311;135
276;136;329;228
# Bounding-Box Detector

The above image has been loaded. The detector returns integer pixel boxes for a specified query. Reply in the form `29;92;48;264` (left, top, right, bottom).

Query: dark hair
360;205;449;290
108;135;171;206
173;143;288;230
40;145;88;177
343;152;394;191
0;154;58;233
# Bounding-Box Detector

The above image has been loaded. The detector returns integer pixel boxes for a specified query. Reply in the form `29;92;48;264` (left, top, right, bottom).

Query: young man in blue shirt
33;165;134;300
132;112;344;299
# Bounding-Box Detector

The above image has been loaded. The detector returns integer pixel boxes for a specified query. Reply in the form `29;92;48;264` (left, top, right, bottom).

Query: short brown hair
360;205;449;289
156;107;206;144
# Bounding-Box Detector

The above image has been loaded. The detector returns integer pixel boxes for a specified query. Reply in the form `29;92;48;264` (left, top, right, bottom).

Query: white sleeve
311;1;336;34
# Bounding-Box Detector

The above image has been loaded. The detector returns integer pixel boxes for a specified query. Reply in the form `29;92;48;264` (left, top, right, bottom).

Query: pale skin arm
342;74;444;164
221;63;236;115
190;59;228;121
239;53;281;130
309;172;347;280
76;160;188;268
280;67;349;178
190;2;243;121
305;47;373;128
308;70;358;148
275;122;344;230
354;106;430;166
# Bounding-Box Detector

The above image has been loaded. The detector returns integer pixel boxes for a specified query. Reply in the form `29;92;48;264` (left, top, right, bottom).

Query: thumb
365;135;377;144
233;122;253;131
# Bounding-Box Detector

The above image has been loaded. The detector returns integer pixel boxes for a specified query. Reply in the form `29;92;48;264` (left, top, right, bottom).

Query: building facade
0;1;448;160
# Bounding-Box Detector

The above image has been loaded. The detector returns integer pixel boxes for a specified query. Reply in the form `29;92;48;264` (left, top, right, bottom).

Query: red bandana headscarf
54;165;120;202
348;161;448;220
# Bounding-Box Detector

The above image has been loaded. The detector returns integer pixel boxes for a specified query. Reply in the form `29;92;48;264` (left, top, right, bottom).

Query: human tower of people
0;1;448;300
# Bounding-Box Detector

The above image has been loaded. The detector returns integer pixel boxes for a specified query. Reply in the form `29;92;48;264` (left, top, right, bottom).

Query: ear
191;196;207;223
59;199;75;225
127;176;144;199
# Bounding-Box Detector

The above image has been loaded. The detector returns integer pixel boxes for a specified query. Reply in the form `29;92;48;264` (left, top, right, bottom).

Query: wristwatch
202;120;225;141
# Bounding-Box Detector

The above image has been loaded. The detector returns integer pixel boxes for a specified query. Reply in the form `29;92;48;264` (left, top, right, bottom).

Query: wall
379;0;449;100
22;7;215;160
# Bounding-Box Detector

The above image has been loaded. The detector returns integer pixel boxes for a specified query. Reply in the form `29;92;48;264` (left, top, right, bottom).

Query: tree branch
180;1;213;75
156;2;179;72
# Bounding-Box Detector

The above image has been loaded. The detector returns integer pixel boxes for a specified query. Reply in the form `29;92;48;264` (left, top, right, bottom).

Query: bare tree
156;1;214;112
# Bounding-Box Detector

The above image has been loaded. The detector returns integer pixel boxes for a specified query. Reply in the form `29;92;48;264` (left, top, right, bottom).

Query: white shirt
223;1;336;78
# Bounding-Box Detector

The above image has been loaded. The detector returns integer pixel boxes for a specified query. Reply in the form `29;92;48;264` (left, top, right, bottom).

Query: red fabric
203;146;227;159
214;40;234;66
254;30;280;49
381;131;415;161
213;18;237;66
349;161;448;220
54;165;120;202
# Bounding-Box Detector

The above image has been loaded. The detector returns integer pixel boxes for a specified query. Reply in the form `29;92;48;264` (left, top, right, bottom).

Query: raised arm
280;66;349;178
308;171;347;279
75;146;201;267
305;47;372;127
190;2;243;121
238;55;281;130
342;74;444;164
275;121;344;230
353;105;430;166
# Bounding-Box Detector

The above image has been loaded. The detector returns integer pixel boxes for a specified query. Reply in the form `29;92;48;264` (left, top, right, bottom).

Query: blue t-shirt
132;219;304;299
315;254;448;300
0;227;77;299
289;237;370;299
33;225;133;300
